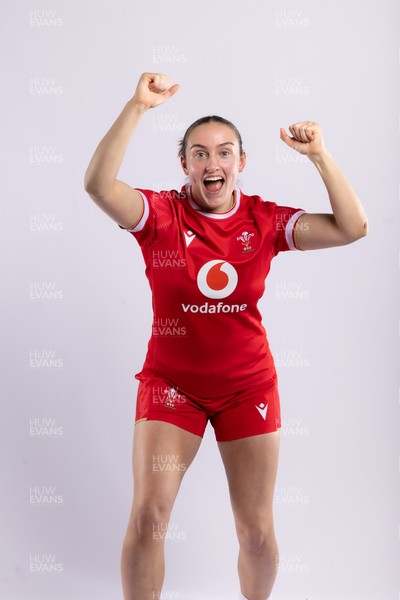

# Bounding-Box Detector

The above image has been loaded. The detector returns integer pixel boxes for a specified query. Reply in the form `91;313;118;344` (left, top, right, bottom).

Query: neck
190;188;236;214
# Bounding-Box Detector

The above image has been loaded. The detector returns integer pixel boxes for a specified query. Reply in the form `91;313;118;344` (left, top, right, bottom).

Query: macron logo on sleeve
184;230;196;247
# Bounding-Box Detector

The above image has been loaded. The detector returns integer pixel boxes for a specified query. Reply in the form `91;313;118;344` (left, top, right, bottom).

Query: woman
84;72;368;600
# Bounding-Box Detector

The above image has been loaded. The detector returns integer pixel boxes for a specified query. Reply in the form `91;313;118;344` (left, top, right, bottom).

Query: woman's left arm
280;121;368;251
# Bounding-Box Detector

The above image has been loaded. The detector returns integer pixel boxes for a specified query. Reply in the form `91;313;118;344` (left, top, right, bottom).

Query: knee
126;499;173;543
237;518;276;555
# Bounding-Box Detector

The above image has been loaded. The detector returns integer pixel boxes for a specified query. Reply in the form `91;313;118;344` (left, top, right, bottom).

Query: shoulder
132;187;187;223
240;189;277;216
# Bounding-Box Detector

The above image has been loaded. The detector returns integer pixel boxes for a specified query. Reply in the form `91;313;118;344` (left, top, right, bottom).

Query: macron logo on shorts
255;403;268;420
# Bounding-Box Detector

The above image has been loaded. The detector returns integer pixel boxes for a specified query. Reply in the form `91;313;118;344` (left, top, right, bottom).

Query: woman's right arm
84;73;179;230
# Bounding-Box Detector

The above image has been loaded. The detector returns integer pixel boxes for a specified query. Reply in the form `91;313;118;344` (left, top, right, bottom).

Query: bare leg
218;431;280;600
121;420;202;600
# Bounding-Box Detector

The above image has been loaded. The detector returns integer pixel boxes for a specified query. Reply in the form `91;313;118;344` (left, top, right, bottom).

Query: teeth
204;176;223;182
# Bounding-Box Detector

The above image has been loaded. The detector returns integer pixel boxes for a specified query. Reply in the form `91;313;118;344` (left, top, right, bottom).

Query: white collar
184;183;241;219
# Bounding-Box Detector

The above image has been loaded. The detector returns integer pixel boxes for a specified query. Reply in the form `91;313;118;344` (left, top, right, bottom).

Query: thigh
132;420;202;507
217;431;280;524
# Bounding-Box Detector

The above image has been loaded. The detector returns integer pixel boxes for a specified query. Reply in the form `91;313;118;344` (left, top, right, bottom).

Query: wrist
308;148;332;168
125;98;149;115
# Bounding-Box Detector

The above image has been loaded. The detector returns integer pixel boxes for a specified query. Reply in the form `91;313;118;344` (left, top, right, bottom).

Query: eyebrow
189;142;235;150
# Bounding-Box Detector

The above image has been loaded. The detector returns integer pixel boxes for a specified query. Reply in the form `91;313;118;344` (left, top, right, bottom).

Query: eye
195;151;207;158
220;150;230;157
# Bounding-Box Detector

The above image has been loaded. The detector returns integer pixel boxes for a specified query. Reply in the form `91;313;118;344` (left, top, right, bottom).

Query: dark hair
178;115;244;159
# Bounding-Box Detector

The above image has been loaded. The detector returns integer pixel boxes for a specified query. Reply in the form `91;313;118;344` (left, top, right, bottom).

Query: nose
205;157;219;172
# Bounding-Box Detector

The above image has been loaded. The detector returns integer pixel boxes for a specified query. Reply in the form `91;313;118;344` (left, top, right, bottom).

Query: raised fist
131;72;180;110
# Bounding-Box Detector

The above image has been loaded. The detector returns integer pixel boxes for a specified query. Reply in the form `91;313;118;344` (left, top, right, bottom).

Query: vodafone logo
181;260;246;314
197;260;238;299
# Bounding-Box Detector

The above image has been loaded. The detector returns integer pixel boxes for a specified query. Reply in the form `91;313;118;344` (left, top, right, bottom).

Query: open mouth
203;176;225;193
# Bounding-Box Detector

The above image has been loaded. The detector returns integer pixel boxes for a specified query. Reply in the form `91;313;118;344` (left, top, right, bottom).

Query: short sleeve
118;188;176;247
273;204;306;254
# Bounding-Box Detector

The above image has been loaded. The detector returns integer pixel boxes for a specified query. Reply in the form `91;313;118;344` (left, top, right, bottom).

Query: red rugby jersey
120;183;305;397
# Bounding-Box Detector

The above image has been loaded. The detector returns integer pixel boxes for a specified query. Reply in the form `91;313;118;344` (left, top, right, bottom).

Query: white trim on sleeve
125;190;150;232
285;210;306;250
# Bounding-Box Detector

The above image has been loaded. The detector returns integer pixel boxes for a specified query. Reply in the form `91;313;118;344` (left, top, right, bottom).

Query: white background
1;1;399;599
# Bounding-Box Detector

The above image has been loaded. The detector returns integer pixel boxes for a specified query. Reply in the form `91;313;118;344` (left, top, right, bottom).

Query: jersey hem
134;370;278;399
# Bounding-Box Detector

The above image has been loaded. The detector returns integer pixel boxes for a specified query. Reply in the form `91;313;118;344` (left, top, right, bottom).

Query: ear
238;151;247;173
180;155;189;176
